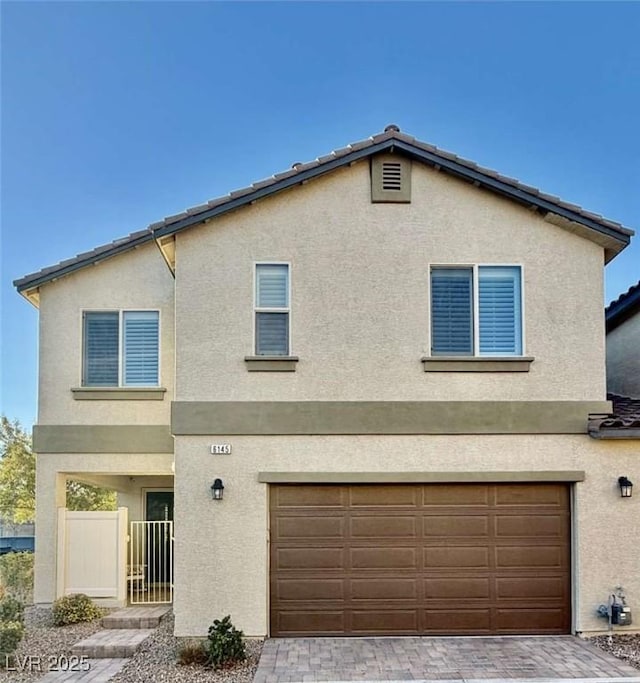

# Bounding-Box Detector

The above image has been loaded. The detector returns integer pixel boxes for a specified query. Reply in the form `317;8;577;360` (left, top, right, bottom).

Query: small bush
0;553;34;604
177;640;208;666
52;593;103;626
0;596;23;623
0;621;24;658
206;615;246;669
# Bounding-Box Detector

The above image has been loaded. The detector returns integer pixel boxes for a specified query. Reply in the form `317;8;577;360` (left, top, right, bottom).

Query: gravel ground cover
110;613;262;683
0;607;105;682
1;609;261;683
589;633;640;671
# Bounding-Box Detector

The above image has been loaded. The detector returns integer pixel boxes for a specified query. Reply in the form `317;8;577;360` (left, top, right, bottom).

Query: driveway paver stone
253;636;640;682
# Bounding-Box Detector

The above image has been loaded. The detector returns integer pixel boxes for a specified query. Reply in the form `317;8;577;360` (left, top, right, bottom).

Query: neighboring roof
606;280;640;332
588;393;640;439
14;125;634;298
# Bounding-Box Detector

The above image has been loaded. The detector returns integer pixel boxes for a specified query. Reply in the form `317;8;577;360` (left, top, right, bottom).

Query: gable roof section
14;126;634;300
606;280;640;332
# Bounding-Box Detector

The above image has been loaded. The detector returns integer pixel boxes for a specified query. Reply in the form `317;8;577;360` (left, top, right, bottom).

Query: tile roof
14;125;634;295
588;393;640;438
606;280;640;332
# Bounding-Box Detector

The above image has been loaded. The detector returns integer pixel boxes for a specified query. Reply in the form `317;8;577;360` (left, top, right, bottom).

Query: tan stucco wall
175;160;607;403
37;244;174;426
34;452;173;605
607;314;640;398
173;434;639;637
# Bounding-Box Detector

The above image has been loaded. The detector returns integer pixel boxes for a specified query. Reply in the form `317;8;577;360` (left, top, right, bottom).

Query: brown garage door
270;483;570;636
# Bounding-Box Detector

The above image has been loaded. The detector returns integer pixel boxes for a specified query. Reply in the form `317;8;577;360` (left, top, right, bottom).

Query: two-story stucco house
14;126;639;638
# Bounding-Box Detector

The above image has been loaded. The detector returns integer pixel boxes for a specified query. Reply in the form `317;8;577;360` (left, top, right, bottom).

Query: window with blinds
255;264;289;355
83;310;159;386
430;266;522;356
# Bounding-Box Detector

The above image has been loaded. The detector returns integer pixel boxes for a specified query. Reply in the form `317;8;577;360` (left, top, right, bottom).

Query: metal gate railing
128;521;173;604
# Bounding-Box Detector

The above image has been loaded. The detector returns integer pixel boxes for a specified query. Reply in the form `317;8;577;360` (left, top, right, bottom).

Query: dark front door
146;491;174;585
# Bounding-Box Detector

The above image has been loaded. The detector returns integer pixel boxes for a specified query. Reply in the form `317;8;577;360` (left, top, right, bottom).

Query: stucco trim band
171;400;612;435
422;357;535;372
244;356;299;372
258;471;586;484
33;425;174;453
71;387;167;400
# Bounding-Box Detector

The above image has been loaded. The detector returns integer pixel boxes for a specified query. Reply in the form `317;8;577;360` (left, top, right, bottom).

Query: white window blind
83;310;159;387
431;265;522;356
478;266;522;355
431;268;473;355
83;312;119;386
256;264;289;355
123;311;159;385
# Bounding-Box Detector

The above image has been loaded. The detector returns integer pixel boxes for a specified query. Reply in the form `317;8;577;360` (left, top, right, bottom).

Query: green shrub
177;640;208;666
0;596;23;623
0;553;34;604
206;615;246;669
52;593;103;626
0;621;24;658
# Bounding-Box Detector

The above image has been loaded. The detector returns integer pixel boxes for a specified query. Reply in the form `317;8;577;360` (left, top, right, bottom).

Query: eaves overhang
606;280;640;333
13;127;634;300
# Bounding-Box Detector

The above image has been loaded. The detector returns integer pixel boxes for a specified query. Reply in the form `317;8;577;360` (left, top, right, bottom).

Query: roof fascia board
391;140;631;249
151;139;396;239
14;232;154;292
152;137;629;254
606;286;640;332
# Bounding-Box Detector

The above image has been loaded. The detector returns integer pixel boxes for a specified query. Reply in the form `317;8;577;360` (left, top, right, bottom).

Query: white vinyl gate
128;520;173;604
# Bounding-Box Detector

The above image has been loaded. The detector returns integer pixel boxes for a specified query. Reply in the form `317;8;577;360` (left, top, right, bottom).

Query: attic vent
371;154;411;203
382;162;402;191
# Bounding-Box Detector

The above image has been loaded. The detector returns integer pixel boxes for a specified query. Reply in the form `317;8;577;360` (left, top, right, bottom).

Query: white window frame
81;309;161;387
253;262;292;356
428;263;525;357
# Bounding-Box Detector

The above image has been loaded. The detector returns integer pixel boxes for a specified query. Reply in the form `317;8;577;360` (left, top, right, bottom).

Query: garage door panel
424;515;489;537
273;485;345;508
275;579;345;601
351;610;418;633
351;547;418;569
270;483;571;636
496;545;565;568
425;546;490;568
423;608;492;633
496;515;566;538
351;578;418;600
425;577;490;599
495;607;568;633
350;516;417;538
276;547;344;570
423;484;490;506
495;485;568;507
350;485;419;507
276;611;345;635
277;516;345;538
496;576;566;600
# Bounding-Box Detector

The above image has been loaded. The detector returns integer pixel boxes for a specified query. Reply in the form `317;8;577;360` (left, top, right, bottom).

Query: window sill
421;356;534;372
244;356;299;372
71;387;167;400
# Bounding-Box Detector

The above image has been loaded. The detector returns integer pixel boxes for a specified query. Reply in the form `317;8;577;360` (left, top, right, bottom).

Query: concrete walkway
253;636;640;682
37;605;170;682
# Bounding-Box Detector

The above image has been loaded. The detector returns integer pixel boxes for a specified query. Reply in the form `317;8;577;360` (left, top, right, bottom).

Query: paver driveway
253;636;640;682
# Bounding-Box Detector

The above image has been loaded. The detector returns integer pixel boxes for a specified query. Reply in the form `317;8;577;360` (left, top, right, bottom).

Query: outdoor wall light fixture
211;478;225;501
618;476;633;498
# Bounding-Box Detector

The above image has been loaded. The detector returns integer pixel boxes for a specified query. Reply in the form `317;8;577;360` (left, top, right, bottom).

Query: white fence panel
57;508;127;602
129;521;173;604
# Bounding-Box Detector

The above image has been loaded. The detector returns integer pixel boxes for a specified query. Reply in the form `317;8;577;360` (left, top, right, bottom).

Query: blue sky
1;1;639;428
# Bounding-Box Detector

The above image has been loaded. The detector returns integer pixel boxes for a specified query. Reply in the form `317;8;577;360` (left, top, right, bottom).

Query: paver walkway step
101;604;170;629
37;658;128;682
71;629;153;658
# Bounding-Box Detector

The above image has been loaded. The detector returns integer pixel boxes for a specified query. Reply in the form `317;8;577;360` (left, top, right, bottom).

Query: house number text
210;444;232;455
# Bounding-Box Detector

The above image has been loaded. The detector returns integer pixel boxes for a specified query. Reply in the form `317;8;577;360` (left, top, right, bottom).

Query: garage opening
269;483;570;636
